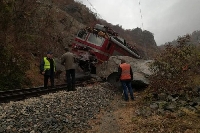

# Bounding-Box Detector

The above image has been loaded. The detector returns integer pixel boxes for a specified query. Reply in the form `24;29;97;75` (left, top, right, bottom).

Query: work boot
124;97;129;101
72;84;76;91
67;84;72;91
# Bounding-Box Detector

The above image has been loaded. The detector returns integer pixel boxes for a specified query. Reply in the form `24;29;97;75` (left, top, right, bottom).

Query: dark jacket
116;63;133;81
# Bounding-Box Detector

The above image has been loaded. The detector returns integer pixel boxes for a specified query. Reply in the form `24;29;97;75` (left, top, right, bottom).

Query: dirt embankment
87;91;200;133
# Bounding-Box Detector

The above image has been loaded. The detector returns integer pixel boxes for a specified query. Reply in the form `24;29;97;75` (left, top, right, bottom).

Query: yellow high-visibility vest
43;57;55;72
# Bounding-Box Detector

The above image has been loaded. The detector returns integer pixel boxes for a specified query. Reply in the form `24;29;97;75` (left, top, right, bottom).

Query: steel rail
0;80;98;103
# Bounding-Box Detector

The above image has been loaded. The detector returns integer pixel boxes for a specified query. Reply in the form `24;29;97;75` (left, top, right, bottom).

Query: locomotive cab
71;24;141;74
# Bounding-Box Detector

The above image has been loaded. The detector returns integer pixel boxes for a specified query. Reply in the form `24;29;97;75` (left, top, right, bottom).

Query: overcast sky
76;0;200;46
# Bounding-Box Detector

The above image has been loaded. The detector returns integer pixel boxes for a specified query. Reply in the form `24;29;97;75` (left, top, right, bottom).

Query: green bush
149;35;200;94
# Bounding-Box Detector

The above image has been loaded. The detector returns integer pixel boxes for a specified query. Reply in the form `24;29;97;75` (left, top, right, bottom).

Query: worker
61;47;76;91
116;59;134;101
40;51;56;89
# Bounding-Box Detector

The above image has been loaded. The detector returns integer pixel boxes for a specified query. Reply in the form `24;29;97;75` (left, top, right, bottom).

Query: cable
138;0;147;59
86;0;103;19
138;0;144;30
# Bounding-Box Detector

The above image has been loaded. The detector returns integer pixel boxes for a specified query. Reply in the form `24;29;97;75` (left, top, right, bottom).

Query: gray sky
76;0;200;46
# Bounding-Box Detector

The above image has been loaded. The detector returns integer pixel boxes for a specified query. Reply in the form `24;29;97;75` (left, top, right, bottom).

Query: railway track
0;80;99;103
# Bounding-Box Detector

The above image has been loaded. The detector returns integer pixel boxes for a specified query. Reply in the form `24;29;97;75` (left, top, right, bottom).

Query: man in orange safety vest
116;59;134;101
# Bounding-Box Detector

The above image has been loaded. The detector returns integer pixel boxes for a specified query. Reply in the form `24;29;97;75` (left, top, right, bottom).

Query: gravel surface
0;82;116;133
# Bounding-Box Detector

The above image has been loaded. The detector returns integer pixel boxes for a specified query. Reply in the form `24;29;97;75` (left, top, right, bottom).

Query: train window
77;30;87;40
87;34;105;46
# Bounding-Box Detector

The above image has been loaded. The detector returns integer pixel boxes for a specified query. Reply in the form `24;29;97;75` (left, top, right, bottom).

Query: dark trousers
44;74;54;88
121;80;134;101
66;69;75;91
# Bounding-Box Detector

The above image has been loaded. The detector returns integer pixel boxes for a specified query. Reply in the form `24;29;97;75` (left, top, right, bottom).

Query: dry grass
25;60;43;87
87;91;200;133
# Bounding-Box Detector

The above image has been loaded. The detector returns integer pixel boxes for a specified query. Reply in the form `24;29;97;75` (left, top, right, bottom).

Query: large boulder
96;56;153;88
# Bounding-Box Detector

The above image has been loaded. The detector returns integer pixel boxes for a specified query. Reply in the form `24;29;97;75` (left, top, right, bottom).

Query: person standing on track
40;51;56;89
116;59;134;101
61;47;76;91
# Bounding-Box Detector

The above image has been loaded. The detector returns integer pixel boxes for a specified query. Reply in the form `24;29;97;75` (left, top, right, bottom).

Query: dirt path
87;91;142;133
87;90;200;133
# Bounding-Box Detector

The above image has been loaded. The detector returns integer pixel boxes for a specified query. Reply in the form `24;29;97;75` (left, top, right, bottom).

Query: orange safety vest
120;63;131;80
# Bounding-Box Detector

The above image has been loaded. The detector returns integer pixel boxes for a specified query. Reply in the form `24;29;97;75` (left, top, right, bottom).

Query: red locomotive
71;24;141;74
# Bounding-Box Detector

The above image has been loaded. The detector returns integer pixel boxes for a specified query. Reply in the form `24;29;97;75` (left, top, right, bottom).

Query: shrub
0;44;31;90
149;35;200;94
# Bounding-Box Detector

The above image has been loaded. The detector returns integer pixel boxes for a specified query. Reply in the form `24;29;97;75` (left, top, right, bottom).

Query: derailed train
71;23;141;74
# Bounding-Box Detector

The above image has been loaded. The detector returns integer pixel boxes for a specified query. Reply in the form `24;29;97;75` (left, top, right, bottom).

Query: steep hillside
0;0;97;89
0;0;157;89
